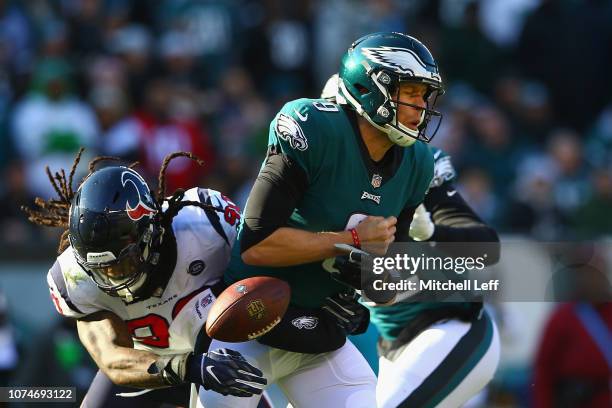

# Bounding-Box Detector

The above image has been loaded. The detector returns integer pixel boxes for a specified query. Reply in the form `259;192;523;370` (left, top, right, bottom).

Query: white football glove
409;204;434;241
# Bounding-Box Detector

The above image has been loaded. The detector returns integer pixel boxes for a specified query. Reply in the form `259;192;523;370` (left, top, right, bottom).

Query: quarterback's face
396;82;428;130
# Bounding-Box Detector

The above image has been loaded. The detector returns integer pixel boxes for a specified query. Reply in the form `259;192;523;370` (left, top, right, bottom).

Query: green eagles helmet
338;32;444;146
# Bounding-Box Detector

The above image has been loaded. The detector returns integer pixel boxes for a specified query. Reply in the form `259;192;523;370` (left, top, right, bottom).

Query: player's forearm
77;312;172;389
101;347;170;388
242;227;353;267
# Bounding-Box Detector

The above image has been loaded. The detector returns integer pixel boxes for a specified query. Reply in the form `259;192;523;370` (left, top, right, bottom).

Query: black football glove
187;348;267;397
332;244;399;305
327;244;373;290
322;292;369;335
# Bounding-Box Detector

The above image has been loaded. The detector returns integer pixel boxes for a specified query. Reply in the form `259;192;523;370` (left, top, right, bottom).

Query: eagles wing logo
291;316;319;330
275;113;309;151
121;171;157;221
430;156;456;188
362;46;441;81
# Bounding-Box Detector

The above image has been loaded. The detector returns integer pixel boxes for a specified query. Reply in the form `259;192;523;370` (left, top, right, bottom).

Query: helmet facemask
72;218;164;303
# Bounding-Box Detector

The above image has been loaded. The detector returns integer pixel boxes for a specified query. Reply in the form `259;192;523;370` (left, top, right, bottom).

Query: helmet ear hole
355;83;370;95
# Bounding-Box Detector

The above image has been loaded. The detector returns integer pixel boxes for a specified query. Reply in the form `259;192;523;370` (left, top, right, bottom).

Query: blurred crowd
1;0;612;249
0;1;611;406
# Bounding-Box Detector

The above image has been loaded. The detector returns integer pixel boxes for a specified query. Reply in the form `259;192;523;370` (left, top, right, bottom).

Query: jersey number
221;194;241;226
126;314;171;348
312;101;339;112
126;286;215;348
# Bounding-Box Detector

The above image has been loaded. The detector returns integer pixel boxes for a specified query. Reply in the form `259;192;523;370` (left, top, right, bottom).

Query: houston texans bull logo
121;170;157;221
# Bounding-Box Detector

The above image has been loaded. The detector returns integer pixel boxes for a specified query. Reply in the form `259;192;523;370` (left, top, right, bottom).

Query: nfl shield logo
247;299;266;320
371;174;382;188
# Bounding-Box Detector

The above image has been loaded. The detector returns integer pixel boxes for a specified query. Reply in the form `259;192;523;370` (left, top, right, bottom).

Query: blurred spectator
585;105;612;169
158;29;202;87
10;58;99;198
156;0;239;88
533;303;611;407
439;0;504;93
0;289;18;386
461;105;522;197
0;0;34;76
90;84;130;134
572;169;612;238
242;0;315;101
0;161;34;245
209;67;270;198
504;157;567;239
431;82;480;158
64;0;106;57
104;77;214;193
477;0;538;47
457;167;498;224
534;247;612;407
107;24;154;107
547;129;591;216
38;18;70;60
494;77;553;144
518;0;612;130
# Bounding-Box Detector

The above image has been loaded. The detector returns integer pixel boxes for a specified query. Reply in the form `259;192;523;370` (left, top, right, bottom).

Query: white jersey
47;187;240;355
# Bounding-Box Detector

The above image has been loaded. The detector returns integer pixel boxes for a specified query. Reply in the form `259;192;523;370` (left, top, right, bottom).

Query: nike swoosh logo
294;109;308;121
206;365;221;384
447;190;457;197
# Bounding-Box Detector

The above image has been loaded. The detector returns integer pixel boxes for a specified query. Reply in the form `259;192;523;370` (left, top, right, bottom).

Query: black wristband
185;353;203;386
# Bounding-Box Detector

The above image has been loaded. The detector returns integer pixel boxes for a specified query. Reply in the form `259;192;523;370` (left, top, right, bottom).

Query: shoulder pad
47;251;102;318
275;98;343;151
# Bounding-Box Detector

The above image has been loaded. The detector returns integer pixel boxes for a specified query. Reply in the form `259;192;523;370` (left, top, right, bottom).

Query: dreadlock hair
22;149;222;254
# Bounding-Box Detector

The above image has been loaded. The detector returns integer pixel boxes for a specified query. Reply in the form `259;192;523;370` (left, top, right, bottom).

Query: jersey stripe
171;285;209;320
49;261;84;315
197;189;230;246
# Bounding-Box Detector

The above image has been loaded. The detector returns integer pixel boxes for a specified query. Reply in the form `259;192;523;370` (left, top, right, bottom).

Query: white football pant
197;338;377;408
377;311;500;408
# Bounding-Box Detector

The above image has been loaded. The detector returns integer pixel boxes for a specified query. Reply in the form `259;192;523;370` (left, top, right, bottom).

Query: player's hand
409;204;434;241
322;292;369;335
326;244;371;290
333;244;397;305
355;216;396;255
188;349;267;397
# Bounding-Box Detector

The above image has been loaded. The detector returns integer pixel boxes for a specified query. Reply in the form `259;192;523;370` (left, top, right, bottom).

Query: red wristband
349;228;361;248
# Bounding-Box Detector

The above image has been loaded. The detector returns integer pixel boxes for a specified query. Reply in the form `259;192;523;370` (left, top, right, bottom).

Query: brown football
205;276;291;342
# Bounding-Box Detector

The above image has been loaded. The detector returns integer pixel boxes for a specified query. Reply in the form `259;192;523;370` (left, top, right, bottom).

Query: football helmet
69;166;163;302
338;32;444;146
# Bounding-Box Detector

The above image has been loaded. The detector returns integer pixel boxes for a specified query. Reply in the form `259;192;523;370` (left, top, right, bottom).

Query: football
206;276;291;342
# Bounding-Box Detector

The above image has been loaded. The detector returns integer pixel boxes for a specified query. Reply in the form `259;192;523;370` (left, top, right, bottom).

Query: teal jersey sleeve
269;98;333;183
429;146;457;189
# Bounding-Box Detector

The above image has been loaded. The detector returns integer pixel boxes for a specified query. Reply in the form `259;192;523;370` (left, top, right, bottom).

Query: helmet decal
121;170;157;221
362;46;440;81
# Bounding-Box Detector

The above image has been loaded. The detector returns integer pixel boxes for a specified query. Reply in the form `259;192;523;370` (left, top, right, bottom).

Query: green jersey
225;98;434;307
368;147;475;340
